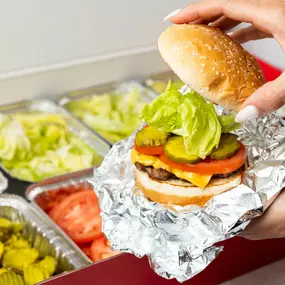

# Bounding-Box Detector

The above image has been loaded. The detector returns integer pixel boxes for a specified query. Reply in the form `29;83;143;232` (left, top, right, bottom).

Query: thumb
235;72;285;123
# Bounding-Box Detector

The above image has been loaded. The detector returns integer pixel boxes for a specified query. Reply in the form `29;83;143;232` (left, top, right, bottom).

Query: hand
240;190;285;240
166;0;285;122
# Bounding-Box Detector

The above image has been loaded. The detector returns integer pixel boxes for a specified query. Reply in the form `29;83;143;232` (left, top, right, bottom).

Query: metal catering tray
145;71;180;82
57;81;157;145
0;194;88;279
0;99;110;181
144;71;182;94
26;168;121;264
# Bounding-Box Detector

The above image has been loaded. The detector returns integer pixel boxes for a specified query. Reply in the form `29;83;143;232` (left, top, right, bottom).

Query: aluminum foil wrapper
90;108;285;283
0;170;8;193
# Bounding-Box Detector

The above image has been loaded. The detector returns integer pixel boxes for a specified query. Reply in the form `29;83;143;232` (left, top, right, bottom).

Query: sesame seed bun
158;24;265;111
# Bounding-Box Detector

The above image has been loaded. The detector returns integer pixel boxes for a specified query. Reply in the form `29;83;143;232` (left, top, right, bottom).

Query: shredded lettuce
141;82;240;159
0;112;103;182
65;87;147;143
146;79;184;94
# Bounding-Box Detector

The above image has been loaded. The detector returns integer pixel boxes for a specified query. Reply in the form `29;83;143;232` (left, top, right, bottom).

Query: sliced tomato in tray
50;190;103;244
90;236;120;262
81;246;92;259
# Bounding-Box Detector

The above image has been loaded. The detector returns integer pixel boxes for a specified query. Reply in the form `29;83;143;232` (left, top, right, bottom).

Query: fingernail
163;9;181;22
235;105;261;123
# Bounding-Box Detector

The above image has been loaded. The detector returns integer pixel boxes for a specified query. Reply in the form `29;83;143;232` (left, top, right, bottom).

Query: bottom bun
135;169;242;207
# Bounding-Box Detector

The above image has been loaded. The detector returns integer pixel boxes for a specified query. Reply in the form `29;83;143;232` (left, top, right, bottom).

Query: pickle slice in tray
135;126;170;147
164;137;201;164
209;133;240;160
0;271;24;285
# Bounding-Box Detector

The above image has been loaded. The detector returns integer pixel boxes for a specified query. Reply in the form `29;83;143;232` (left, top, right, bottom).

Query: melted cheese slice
131;149;212;189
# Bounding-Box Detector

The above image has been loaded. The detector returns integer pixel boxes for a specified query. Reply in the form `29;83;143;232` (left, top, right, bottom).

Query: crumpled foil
0;171;8;193
90;104;285;283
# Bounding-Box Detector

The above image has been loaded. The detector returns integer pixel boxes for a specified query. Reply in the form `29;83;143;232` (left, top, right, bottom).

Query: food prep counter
0;58;284;285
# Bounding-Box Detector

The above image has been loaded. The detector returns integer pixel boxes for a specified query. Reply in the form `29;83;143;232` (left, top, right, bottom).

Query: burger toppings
135;162;242;182
135;126;170;147
164;136;201;164
209;134;240;160
131;82;246;190
131;149;212;189
141;82;240;159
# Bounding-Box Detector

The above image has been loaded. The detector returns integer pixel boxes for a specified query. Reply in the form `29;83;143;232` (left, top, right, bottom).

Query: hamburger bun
158;24;265;111
135;168;242;207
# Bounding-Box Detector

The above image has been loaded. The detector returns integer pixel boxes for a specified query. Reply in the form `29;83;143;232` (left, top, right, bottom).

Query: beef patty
135;162;242;182
135;162;173;180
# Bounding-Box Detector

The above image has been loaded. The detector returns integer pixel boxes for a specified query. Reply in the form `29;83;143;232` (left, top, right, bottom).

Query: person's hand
165;0;285;122
240;190;285;240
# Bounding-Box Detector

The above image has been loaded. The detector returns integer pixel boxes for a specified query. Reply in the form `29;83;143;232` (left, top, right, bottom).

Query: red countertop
44;237;285;285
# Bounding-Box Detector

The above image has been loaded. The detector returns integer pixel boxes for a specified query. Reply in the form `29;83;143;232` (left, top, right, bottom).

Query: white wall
0;0;187;76
0;1;284;104
1;0;284;76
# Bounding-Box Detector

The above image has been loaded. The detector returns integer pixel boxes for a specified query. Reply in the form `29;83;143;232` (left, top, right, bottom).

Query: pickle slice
164;136;201;164
0;272;24;285
209;133;240;160
135;126;170;147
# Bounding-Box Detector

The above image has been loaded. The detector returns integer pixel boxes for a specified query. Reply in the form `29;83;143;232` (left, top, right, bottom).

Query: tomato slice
159;143;246;175
50;191;103;244
134;142;164;155
81;246;92;258
90;236;120;262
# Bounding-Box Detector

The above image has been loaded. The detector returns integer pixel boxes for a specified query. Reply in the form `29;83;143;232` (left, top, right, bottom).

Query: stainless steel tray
57;81;157;145
144;71;180;82
0;99;110;181
26;168;101;264
0;194;89;279
144;71;182;94
57;80;157;103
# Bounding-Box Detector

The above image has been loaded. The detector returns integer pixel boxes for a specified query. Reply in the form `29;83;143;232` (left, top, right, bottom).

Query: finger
188;15;222;25
210;16;241;31
171;0;280;36
230;25;271;44
171;1;227;24
235;72;285;122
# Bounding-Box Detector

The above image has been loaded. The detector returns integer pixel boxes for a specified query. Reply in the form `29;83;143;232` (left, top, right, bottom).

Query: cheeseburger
131;24;265;207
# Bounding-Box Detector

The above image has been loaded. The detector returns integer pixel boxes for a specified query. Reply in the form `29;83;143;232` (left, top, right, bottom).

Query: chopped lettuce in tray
0;217;57;285
64;87;147;144
0;112;103;182
146;79;184;94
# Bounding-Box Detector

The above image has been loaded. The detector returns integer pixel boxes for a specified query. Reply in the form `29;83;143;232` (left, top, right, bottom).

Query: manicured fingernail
163;9;181;22
235;105;261;123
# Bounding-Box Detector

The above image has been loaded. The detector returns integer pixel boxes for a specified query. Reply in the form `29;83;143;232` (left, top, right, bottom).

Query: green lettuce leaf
141;82;183;134
218;114;241;133
141;82;239;159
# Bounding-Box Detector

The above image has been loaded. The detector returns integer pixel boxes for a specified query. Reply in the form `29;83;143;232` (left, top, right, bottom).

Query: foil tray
57;81;157;145
143;71;181;93
26;168;122;264
0;99;110;181
0;194;88;278
144;71;180;82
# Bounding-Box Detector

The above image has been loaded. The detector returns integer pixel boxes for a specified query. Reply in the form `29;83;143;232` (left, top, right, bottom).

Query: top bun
158;24;265;111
